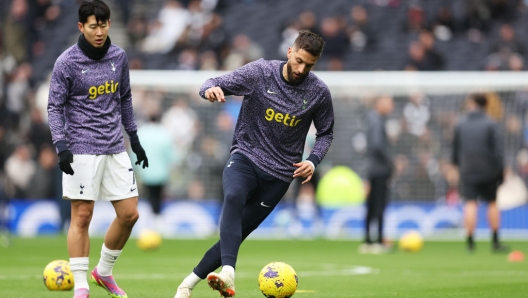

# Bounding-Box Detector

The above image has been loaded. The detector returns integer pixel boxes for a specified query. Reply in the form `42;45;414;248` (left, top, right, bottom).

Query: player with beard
174;30;334;298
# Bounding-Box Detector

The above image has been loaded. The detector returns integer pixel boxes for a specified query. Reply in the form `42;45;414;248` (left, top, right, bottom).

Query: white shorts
62;152;139;201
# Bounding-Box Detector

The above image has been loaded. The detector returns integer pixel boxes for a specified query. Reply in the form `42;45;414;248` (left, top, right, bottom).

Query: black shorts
460;180;499;202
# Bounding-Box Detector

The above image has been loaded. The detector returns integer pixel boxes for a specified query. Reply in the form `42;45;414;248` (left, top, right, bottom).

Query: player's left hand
293;161;314;184
131;142;149;169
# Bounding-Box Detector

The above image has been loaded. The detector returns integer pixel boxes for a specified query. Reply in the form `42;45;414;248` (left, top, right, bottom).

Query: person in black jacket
452;93;509;253
359;95;394;254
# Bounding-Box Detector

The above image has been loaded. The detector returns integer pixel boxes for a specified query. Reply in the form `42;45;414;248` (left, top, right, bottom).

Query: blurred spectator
190;135;225;200
278;11;319;58
418;30;444;70
391;154;411;201
5;143;35;198
5;62;32;130
431;6;456;41
214;110;235;159
278;20;301;58
141;0;190;54
0;126;12;171
318;16;349;59
484;92;504;121
404;1;427;33
403;91;430;137
198;13;228;57
439;159;460;205
134;113;178;232
162;98;199;157
177;48;199;70
326;57;344;71
199;50;220;70
298;10;319;34
463;0;492;43
404;41;439;71
408;150;436;200
182;0;212;48
27;108;52;153
222;34;263;70
489;0;519;22
490;23;525;59
2;0;30;64
126;15;149;48
508;53;525;71
347;5;375;52
27;144;57;199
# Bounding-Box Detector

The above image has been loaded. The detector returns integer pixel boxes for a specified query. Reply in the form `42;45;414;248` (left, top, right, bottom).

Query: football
258;262;298;298
137;229;162;251
43;260;74;291
399;230;424;252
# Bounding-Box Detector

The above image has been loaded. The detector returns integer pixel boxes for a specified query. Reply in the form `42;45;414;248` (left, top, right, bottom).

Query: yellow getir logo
88;80;119;99
265;108;301;127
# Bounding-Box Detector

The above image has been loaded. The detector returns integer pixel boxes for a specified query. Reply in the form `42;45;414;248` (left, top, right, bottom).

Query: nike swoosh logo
82;69;90;74
267;89;277;94
260;202;271;207
130;188;136;192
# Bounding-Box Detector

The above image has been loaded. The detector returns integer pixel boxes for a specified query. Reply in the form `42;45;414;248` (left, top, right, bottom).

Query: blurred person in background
452;93;509;253
2;0;30;65
359;95;394;254
174;30;334;298
27;143;58;199
134;113;178;234
47;1;149;297
347;5;375;52
5;143;36;199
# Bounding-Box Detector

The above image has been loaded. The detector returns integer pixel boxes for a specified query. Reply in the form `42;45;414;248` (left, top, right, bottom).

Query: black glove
131;142;149;169
58;150;74;175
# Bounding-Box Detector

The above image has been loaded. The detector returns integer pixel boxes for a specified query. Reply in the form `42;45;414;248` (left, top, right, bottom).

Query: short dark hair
78;0;111;24
293;30;325;57
471;93;487;108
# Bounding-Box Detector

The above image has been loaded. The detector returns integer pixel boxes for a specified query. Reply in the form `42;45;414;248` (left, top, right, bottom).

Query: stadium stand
1;0;528;206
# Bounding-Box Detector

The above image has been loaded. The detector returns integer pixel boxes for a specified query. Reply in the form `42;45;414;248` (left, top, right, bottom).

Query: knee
118;210;139;227
223;190;244;206
72;211;92;229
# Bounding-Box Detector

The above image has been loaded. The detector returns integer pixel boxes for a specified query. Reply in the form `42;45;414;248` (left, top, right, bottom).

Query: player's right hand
58;150;74;175
205;86;225;103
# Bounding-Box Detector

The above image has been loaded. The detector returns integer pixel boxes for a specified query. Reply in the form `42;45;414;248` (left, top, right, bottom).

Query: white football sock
70;257;89;291
96;243;122;276
181;272;202;289
222;265;235;279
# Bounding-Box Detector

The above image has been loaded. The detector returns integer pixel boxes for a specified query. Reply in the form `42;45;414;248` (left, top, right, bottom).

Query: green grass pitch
1;236;527;297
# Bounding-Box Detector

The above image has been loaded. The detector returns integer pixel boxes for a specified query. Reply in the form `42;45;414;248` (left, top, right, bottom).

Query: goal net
129;70;528;239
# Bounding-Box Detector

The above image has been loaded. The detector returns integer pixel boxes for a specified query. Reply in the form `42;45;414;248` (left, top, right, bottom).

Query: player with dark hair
47;1;148;297
174;30;334;298
452;93;508;253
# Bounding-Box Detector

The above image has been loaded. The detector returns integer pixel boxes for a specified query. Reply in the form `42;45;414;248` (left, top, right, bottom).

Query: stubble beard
286;62;306;85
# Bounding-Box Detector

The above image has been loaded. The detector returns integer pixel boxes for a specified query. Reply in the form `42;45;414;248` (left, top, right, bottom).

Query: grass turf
0;236;527;297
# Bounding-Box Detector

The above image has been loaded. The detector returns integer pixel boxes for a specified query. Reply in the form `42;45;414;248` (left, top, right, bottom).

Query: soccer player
47;1;148;297
174;30;334;298
452;93;508;253
359;95;394;254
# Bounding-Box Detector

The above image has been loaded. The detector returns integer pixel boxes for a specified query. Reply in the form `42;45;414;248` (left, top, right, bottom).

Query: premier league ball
137;229;162;251
43;260;74;291
258;262;298;298
399;230;424;252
